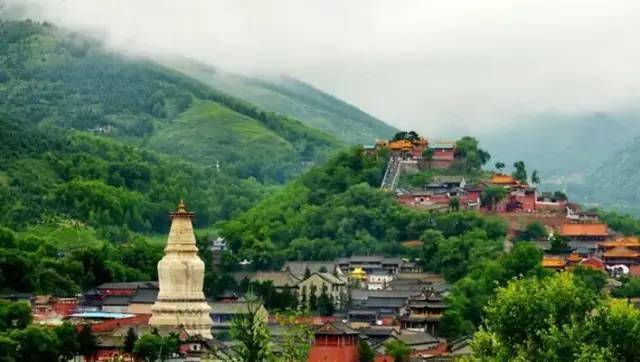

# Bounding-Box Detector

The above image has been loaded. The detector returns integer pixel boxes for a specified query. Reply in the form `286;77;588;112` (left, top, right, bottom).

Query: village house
424;175;467;190
127;287;158;315
349;289;418;326
373;332;447;360
209;236;227;269
232;271;301;293
208;301;269;332
31;295;78;320
298;272;348;309
337;256;422;276
427;141;457;168
77;282;160;314
535;192;568;211
566;205;600;223
366;270;395;290
93;325;216;362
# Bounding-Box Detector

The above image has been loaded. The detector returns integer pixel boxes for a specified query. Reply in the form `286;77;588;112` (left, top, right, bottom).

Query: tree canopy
473;272;640;361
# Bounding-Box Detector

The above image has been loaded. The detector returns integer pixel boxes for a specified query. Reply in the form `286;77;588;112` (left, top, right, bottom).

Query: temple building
598;237;640;266
308;321;360;362
149;201;213;339
400;289;448;336
560;223;611;253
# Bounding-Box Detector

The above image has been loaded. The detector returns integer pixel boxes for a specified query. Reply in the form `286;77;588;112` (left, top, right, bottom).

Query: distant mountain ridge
580;134;640;214
480;113;638;189
165;58;398;144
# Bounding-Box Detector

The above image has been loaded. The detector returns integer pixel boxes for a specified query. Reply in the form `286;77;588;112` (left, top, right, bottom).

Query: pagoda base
149;299;213;339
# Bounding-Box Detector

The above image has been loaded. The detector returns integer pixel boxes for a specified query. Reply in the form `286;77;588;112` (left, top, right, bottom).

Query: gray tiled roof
130;288;158;304
397;332;438;346
102;295;131;306
350;289;418;301
209;302;264;315
97;282;158;290
282;261;335;276
365;297;406;309
315;321;359;335
315;273;346;285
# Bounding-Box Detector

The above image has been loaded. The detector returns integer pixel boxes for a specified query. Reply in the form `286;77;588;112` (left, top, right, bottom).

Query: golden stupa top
171;199;195;219
165;199;198;253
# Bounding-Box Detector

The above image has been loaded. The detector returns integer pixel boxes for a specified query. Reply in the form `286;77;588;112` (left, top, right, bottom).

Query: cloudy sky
3;0;640;135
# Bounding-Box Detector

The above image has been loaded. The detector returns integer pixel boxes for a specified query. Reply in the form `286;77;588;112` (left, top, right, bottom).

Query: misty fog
3;0;640;136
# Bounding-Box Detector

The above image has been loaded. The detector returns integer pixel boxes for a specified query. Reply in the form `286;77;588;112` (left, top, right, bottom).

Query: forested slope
582;134;640;214
168;59;397;144
0;119;265;237
0;20;340;183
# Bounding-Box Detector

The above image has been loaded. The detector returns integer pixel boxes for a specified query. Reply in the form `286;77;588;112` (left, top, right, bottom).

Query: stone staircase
381;156;402;190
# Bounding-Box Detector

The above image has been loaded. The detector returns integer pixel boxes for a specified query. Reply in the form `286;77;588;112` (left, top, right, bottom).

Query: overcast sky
4;0;640;135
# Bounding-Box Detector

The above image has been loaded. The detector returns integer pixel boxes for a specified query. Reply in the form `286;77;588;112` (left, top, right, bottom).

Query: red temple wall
308;346;359;362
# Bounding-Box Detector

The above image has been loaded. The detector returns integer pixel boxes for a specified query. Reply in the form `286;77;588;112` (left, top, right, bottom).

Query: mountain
166;59;398;144
0;20;340;184
479;113;638;190
578;134;640;214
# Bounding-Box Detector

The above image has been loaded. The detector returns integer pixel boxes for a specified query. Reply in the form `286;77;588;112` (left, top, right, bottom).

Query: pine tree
309;285;318;312
230;297;272;362
77;324;97;360
317;285;335;316
123;327;137;354
300;285;308;311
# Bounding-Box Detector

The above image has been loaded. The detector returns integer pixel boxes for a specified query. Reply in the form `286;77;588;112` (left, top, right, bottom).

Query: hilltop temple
149;200;213;339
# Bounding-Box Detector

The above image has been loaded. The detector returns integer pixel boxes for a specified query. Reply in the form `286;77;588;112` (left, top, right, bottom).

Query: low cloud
3;0;640;135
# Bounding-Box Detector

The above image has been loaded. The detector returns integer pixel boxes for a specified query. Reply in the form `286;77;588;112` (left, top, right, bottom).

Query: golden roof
603;246;640;259
490;174;519;185
566;253;582;263
560;223;609;237
389;139;414;151
542;256;566;268
599;237;640;248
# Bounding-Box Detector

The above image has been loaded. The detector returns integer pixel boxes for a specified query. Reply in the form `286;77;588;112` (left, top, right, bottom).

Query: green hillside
579;135;640;214
0;20;339;183
167;59;398;144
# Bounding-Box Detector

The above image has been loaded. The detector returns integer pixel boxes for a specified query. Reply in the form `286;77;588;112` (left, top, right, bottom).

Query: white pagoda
149;200;213;339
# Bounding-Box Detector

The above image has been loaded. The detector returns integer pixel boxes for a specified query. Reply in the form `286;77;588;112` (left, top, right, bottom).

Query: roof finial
178;198;186;212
